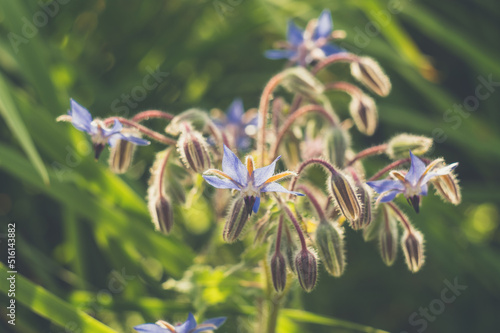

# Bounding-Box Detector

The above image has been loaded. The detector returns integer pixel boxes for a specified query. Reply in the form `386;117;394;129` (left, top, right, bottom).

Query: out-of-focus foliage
0;0;499;332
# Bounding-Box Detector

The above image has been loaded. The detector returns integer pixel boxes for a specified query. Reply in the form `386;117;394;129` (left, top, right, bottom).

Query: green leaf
0;74;49;184
0;262;118;332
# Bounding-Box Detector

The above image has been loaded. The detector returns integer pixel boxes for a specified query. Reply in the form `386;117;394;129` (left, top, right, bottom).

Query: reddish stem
288;158;339;195
347;144;388;166
386;202;413;233
131;110;174;122
312;53;360;75
296;185;326;221
275;215;284;253
103;117;177;145
157;148;174;195
368;158;411;181
324;81;363;97
283;205;307;250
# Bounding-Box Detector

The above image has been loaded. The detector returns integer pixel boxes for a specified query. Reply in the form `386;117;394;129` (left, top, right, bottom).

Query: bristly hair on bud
401;228;425;273
349;94;378;136
280;67;325;99
350;56;391;97
223;196;251;243
431;168;461;205
386;134;433;160
315;221;346;277
270;251;287;293
325;127;350;168
177;123;212;173
109;133;139;174
355;184;373;230
327;171;361;223
378;205;398;266
294;248;318;292
148;149;175;234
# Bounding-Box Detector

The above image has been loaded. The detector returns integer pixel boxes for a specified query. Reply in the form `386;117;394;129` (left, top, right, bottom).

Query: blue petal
103;119;123;137
203;175;240;190
378;190;400;203
133;324;167;333
253;196;261;213
264;49;296;60
199;317;226;329
253;156;280;187
121;135;151;146
222;145;248;185
175;313;197;333
260;182;304;196
405;151;426;186
420;162;458;185
227;98;244;124
320;44;343;56
69;99;93;133
366;179;404;194
314;9;333;40
287;20;304;46
420;183;428;196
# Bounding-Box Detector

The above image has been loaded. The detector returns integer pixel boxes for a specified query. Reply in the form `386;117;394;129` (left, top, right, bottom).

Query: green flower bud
270;251;287;293
325;127;349;168
402;229;425;273
177;127;212;173
354;184;373;230
108;138;136;174
294;248;318;292
152;194;174;234
328;172;361;223
280;67;325;99
315;221;345;277
363;204;384;241
350;57;391;97
386;134;433;160
349;94;378;136
378;207;399;266
223;196;251;243
432;172;461;205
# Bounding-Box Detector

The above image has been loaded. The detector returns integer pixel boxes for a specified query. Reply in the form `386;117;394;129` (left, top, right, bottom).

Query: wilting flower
203;145;304;214
60;99;150;159
265;9;343;66
366;151;458;213
214;98;258;151
134;313;226;333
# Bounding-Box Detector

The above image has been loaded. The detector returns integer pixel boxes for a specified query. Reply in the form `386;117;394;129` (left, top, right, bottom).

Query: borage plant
57;9;460;333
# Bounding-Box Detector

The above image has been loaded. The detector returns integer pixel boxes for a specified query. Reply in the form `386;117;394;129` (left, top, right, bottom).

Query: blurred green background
0;0;499;332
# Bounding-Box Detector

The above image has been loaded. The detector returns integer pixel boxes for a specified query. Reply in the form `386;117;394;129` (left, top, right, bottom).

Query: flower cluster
57;9;461;301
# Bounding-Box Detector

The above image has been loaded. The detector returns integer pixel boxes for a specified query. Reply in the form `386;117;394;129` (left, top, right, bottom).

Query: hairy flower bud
350;57;391;97
402;229;425;273
378;207;399;266
177;126;212;173
363;205;384;241
223;196;251;243
328;172;361;223
354;184;373;230
270;251;287;292
325;127;349;168
152;194;174;234
386;134;433;159
280;67;325;99
109;137;137;174
294;248;318;292
349;94;378;136
315;221;345;277
432;172;461;205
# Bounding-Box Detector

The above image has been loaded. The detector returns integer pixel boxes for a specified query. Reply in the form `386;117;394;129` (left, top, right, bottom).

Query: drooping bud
294;248;318;292
223;196;251;243
432;172;461;205
315;221;345;277
378;206;399;266
386;134;433;160
328;172;361;223
152;194;174;233
177;124;212;173
270;251;287;292
349;94;378;136
280;67;325;99
350;57;391;97
325;127;349;168
109;137;137;174
401;229;425;273
354;184;373;230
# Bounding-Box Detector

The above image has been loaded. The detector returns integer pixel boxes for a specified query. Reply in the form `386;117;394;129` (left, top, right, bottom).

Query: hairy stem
283;205;307;250
312;52;360;75
386;202;413;233
368;158;411;181
157;148;174;195
103;117;177;145
347;144;388;166
288;158;339;195
131;110;174;122
296;185;326;221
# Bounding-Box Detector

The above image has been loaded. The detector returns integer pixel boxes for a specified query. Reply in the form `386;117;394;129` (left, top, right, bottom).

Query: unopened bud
350;57;391;97
432;172;461;205
328;172;361;223
386;134;433;159
223;196;251;243
378;207;399;266
349;94;378;136
151;194;174;234
280;67;325;99
354;184;373;230
294;248;318;292
315;222;345;277
165;108;209;135
177;126;212;173
325;127;349;168
109;137;137;174
270;251;287;292
402;229;425;273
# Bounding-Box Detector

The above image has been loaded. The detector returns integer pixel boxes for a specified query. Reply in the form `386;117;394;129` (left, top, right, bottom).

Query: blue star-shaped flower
203;145;304;214
134;313;226;333
68;99;150;159
265;9;343;66
366;151;458;213
215;98;258;151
